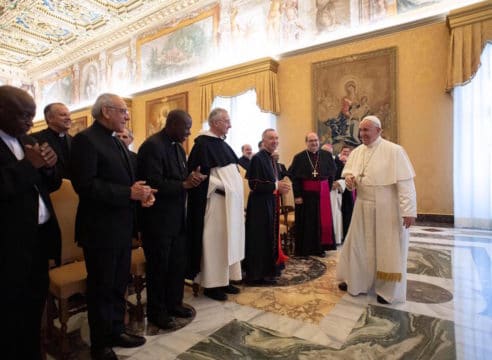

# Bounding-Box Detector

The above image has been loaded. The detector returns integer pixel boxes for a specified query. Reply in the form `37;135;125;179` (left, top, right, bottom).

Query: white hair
361;115;381;128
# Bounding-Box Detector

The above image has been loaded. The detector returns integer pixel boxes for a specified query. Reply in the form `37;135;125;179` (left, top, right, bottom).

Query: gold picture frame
68;116;88;137
313;47;397;153
146;92;188;149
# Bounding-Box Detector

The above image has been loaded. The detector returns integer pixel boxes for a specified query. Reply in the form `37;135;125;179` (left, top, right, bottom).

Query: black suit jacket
0;136;61;290
32;128;72;179
137;130;188;239
70;121;136;248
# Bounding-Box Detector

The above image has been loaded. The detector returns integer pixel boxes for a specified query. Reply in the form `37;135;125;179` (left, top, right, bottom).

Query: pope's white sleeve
397;178;417;217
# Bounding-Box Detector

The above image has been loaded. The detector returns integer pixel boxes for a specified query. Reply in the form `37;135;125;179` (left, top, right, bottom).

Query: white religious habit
194;162;245;288
331;179;345;245
336;136;416;304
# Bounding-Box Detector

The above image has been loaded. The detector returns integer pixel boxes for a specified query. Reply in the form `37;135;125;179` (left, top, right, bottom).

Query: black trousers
143;231;186;319
83;246;131;349
5;223;50;360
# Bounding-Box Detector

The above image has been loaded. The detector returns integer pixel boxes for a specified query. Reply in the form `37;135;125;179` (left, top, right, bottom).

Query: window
202;89;277;156
453;43;492;229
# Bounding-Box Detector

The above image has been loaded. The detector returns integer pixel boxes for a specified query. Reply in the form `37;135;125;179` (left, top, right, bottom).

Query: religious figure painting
39;69;74;107
137;7;219;84
68;116;88;137
315;0;350;34
80;61;100;103
313;47;397;152
146;92;188;147
108;44;132;93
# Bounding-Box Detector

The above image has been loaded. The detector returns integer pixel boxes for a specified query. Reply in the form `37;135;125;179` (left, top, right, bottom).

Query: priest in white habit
186;108;244;301
336;115;416;304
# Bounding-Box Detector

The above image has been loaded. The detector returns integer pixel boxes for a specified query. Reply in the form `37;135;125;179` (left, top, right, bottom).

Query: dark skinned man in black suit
0;85;61;359
71;93;156;360
138;109;206;329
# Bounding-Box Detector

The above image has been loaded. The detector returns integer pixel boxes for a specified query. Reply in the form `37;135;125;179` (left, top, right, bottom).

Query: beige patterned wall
276;20;453;215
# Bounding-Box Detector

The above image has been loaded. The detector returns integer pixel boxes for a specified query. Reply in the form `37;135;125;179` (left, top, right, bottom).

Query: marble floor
51;225;492;359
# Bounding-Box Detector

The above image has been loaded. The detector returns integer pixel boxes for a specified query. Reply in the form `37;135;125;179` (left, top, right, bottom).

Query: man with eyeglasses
71;93;156;360
0;85;62;359
32;102;73;179
187;108;245;301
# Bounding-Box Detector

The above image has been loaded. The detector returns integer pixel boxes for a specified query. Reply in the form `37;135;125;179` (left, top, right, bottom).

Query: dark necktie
59;135;69;163
173;142;187;178
113;136;132;178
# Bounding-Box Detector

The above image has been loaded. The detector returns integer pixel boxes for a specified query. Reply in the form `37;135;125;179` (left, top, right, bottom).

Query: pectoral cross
312;169;318;178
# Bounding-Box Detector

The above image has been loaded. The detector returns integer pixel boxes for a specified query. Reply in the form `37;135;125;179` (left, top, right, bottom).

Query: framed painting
313;47;397;153
68;116;88;136
137;6;219;84
146;92;188;148
38;68;74;107
108;43;132;92
79;60;101;103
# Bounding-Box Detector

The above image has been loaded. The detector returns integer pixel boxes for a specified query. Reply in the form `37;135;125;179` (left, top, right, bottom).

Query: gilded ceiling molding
446;0;492;90
28;0;213;77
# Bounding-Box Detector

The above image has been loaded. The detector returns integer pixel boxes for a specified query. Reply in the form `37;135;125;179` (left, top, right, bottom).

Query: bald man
1;85;61;359
336;116;416;304
288;132;336;257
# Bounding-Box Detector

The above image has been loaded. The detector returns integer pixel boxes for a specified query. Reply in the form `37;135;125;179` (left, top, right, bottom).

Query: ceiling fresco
0;0;206;72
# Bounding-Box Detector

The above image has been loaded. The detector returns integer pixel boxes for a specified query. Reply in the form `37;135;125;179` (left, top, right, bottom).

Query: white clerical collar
367;136;382;148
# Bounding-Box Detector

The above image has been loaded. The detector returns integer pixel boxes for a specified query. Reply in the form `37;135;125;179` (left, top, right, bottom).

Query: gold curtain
446;0;492;91
198;58;280;122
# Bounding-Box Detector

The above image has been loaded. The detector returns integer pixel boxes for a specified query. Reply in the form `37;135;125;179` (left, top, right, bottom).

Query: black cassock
244;149;283;281
288;149;336;256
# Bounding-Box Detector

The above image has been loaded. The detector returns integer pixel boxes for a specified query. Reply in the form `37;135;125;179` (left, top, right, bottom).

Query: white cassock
336;137;417;303
331;179;345;245
194;163;245;288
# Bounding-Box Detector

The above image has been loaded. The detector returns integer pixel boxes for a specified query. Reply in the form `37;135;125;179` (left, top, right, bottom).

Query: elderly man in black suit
32;102;72;179
138;109;206;329
0;85;61;359
71;93;156;360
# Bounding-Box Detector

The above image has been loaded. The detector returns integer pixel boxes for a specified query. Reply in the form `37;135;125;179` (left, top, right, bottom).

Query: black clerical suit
137;130;188;321
70;121;136;350
244;149;281;281
32;127;72;179
1;135;61;359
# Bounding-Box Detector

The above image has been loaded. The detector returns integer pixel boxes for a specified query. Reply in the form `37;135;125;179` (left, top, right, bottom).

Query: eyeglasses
106;106;129;115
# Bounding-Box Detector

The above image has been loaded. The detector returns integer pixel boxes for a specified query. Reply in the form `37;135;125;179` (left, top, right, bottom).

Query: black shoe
338;282;348;291
222;284;240;294
317;251;326;258
169;305;193;318
203;287;228;301
111;332;146;348
148;314;175;330
91;347;118;360
377;295;389;304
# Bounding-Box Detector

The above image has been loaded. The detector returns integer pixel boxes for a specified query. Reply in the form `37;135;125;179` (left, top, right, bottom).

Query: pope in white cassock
336;115;417;304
